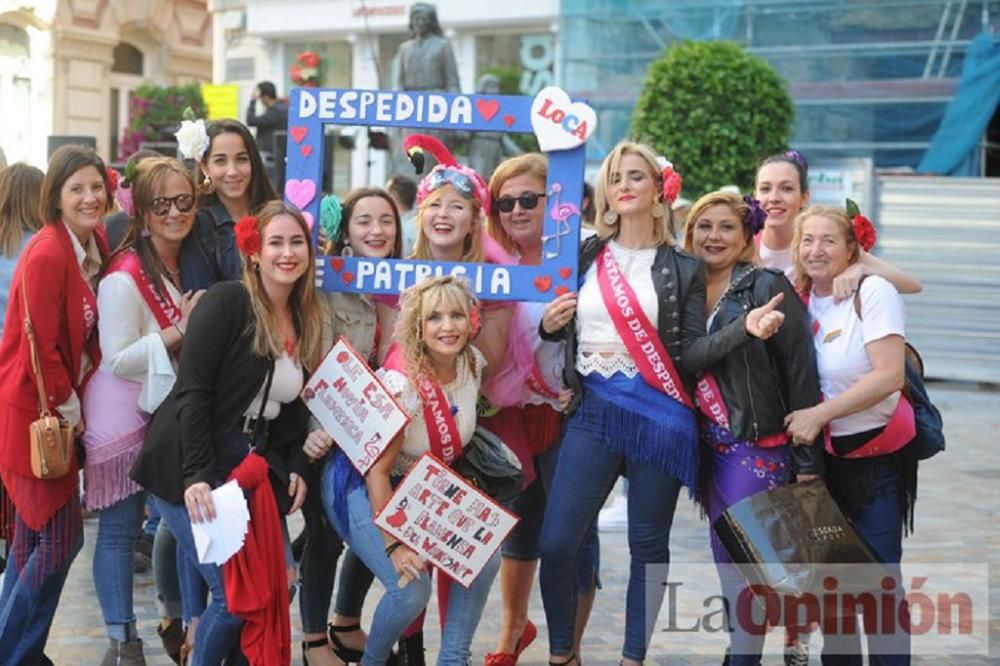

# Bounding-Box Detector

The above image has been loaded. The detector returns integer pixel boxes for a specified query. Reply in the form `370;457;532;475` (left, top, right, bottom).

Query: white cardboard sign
374;452;518;587
302;337;409;475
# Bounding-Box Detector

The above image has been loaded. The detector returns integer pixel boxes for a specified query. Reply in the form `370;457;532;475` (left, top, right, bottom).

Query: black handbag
451;426;523;508
713;480;887;597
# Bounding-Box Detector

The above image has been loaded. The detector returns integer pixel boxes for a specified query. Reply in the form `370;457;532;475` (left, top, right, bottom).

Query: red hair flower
235;215;262;256
105;168;120;195
846;198;877;252
657;159;682;204
469;305;481;339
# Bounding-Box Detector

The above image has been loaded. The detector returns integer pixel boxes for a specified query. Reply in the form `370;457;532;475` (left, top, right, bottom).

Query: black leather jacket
540;236;752;413
705;263;824;475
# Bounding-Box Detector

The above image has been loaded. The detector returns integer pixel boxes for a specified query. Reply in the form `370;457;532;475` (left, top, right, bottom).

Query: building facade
0;0;212;167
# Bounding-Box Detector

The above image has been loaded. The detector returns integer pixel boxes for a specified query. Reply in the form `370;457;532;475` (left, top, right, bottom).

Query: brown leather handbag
22;274;76;479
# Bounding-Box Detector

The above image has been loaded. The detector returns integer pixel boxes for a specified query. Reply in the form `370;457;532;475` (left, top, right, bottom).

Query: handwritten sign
286;86;592;301
374;452;518;587
302;337;409;475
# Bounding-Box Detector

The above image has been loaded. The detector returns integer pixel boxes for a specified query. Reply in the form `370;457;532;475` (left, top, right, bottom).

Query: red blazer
0;222;107;475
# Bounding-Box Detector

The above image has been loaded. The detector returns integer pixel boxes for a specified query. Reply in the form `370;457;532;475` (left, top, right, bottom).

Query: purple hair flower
742;195;767;235
784;149;808;172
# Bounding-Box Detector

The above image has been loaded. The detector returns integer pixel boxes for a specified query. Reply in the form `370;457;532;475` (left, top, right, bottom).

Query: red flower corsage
846;198;877;252
105;168;120;195
662;167;682;204
469;305;481;338
235;215;262;256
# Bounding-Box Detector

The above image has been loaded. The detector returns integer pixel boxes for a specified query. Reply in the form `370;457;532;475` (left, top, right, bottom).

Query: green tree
631;41;793;198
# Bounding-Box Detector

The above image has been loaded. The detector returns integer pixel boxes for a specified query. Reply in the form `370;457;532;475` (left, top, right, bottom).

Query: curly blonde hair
395;275;478;381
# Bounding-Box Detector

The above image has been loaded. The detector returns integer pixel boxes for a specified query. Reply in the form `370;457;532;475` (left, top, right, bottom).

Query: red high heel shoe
484;619;538;666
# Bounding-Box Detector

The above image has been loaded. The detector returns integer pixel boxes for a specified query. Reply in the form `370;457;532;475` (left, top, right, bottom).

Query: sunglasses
150;194;195;216
493;192;546;213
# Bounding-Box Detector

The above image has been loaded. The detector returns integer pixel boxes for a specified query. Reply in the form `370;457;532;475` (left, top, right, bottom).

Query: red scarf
595;245;694;409
222;453;290;665
105;250;181;328
695;373;788;447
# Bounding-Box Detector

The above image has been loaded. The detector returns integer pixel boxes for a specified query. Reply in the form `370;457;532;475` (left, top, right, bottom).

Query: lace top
576;241;658;378
376;347;485;476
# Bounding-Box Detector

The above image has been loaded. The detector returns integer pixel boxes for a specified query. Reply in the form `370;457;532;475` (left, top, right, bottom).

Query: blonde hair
791;204;861;294
395;275;478;382
410;186;485;262
683;191;758;266
486;153;548;255
242;200;323;369
593;141;674;245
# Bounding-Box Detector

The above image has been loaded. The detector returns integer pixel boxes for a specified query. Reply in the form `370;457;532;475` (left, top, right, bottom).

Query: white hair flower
175;118;209;161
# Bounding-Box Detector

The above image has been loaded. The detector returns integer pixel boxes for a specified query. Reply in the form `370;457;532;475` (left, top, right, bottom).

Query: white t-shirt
516;300;564;409
576;241;658;378
758;238;796;281
245;352;304;421
809;276;905;436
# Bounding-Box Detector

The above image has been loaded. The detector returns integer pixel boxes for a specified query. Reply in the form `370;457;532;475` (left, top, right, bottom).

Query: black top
706;263;824;475
246;100;289;155
541;235;753;414
131;281;309;512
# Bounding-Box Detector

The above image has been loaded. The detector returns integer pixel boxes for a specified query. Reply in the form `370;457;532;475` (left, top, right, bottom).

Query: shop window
112;42;144;76
475;33;554;97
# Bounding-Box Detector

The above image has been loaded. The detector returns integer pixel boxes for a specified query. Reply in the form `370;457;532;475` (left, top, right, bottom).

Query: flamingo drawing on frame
543;182;579;259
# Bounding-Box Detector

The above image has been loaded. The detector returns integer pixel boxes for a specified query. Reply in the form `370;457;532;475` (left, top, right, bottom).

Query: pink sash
526;363;560;401
106;251;180;328
383;344;463;465
826;395;915;459
695;372;788;448
595;245;693;410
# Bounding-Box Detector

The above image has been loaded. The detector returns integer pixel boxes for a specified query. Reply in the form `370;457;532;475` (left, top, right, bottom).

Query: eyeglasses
493;192;546;213
150;194;195;216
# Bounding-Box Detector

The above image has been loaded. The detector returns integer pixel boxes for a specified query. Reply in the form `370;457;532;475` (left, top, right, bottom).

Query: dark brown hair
40;145;113;225
196;119;277;213
328;187;403;259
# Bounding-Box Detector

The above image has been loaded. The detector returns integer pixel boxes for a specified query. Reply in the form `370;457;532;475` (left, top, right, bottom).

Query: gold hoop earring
651;201;666;218
603;209;619;226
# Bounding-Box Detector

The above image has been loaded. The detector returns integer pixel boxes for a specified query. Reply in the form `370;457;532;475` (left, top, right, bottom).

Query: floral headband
320;194;343;243
846;198;877;252
785;149;808;172
175;107;210;162
235;215;261;256
742;195;767;235
404;134;490;216
655;156;683;204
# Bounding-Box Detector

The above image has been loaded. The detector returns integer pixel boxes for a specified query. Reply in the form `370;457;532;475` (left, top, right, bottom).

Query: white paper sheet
191;480;251;565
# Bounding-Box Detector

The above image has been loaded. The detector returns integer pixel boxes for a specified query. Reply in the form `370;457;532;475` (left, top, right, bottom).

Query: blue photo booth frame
284;87;585;301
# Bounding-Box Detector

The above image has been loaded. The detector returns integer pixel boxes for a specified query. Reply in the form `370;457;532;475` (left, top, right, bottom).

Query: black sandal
302;637;331;666
327;623;365;664
549;656;578;666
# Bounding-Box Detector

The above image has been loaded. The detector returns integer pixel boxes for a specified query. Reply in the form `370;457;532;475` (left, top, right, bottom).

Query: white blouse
377;347;485;477
245;352;304;421
96;269;179;414
576;241;658;378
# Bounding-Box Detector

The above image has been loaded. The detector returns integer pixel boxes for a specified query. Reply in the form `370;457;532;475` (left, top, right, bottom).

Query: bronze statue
467;75;524;181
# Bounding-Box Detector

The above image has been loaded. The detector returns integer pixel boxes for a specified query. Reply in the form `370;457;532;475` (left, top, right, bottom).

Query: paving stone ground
34;382;999;664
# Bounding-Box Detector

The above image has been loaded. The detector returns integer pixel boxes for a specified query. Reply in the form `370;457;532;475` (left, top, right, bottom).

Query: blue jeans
324;475;501;666
143;496;161;537
332;548;375;618
0;497;84;665
502;441;601;593
93;491;146;641
539;403;684;661
154;495;245;666
822;465;910;666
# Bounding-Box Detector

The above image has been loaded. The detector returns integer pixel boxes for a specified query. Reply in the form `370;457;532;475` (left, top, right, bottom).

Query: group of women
0;114;923;666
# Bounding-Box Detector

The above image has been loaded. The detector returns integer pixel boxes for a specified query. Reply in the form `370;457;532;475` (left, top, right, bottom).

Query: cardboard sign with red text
374;452;518;587
302;337;409;475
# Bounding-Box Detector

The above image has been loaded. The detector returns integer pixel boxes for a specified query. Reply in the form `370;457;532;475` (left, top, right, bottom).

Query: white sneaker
598;494;628;531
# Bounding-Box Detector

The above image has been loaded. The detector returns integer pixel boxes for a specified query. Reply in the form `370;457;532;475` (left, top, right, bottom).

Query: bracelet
173;322;185;338
384;541;402;557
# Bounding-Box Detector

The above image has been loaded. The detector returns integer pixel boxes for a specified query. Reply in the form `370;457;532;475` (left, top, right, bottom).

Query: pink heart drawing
285;179;316;209
476;98;500;122
290;126;308;144
503;114;516;128
302;211;314;230
300;145;313;158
